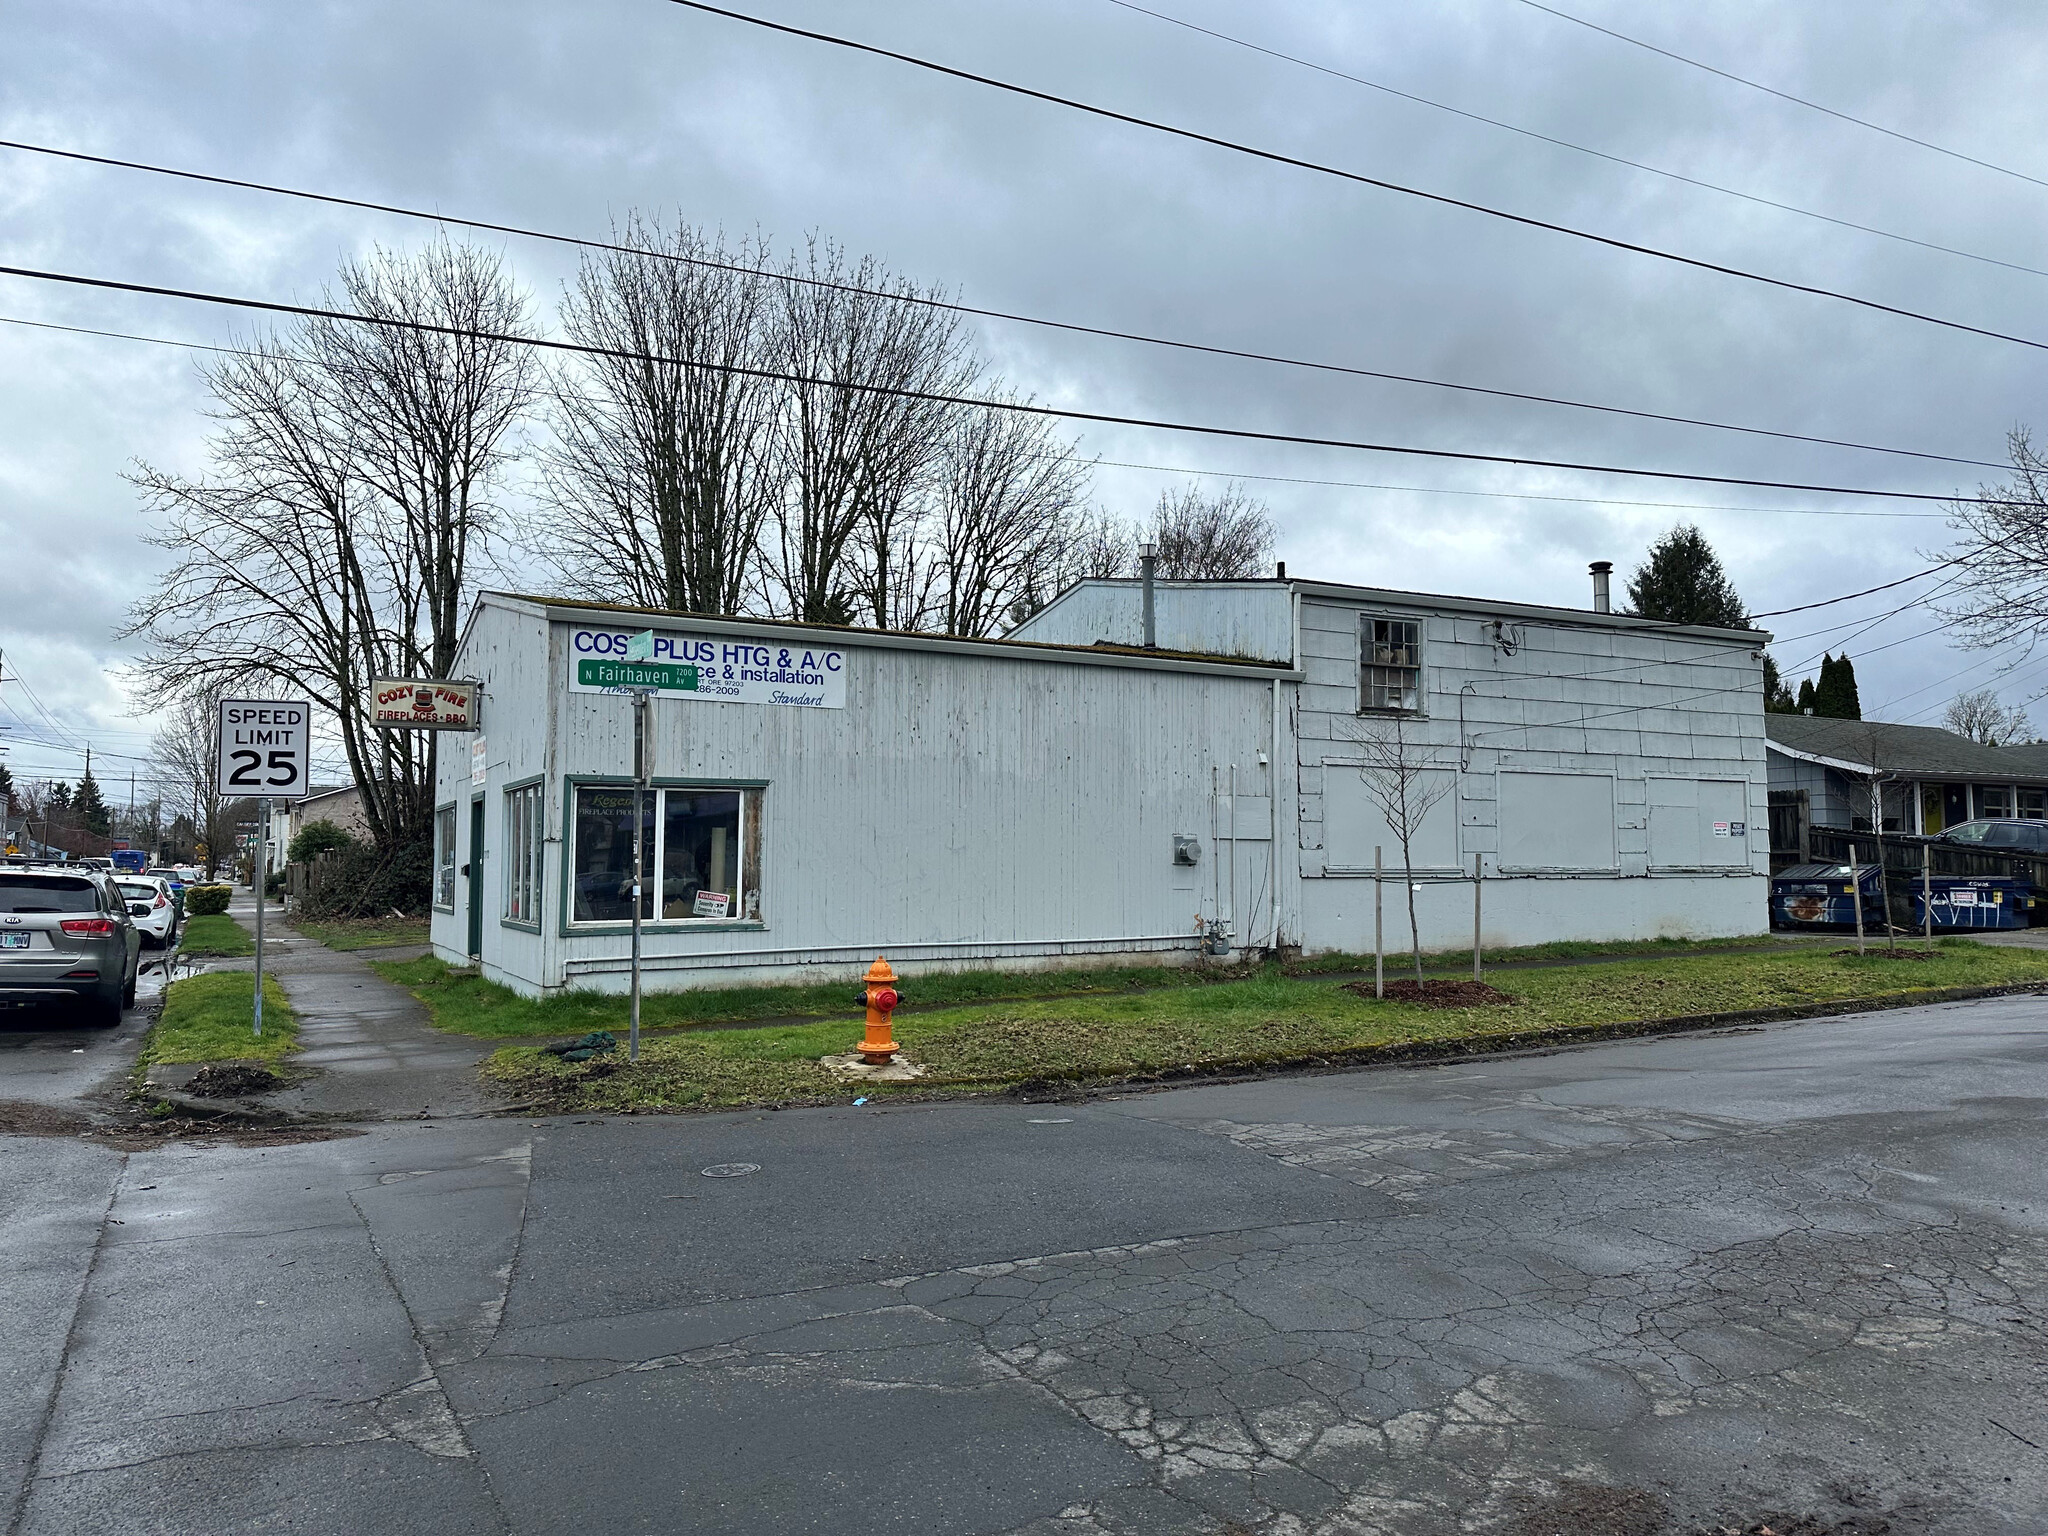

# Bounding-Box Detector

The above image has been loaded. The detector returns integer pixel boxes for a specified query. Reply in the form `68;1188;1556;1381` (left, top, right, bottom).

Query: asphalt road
3;994;2044;1535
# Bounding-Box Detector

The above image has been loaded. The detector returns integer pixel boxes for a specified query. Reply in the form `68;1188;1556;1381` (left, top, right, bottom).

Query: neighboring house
430;570;1770;997
1765;715;2048;846
269;784;371;874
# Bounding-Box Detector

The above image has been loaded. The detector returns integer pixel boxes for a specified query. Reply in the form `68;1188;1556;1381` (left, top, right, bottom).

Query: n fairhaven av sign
567;625;846;709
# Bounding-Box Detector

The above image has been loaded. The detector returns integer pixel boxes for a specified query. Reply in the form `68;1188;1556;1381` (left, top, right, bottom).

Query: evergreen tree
1625;523;1749;627
74;769;113;837
0;762;15;814
47;781;73;812
1761;654;1797;713
1813;653;1863;719
1796;676;1817;713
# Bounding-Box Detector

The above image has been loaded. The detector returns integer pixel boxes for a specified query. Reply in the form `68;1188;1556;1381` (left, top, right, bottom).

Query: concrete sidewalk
223;891;496;1120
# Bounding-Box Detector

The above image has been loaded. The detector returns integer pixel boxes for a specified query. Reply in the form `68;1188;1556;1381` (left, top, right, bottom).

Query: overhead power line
0;140;2003;471
659;0;2048;355
1514;0;2048;194
1101;0;2048;280
0;261;1976;503
0;312;1976;518
1747;556;1970;618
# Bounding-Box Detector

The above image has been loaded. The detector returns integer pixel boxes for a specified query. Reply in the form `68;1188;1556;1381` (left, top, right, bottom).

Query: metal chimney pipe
1589;560;1612;614
1139;542;1158;647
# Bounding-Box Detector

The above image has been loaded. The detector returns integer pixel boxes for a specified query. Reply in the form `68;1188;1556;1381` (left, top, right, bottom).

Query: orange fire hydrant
855;956;902;1065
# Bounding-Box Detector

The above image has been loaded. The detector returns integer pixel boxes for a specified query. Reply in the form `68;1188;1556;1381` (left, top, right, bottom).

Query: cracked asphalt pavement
3;993;2044;1534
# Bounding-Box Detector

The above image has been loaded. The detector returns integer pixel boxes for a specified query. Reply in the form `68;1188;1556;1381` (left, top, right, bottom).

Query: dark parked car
1930;818;2048;855
0;868;142;1024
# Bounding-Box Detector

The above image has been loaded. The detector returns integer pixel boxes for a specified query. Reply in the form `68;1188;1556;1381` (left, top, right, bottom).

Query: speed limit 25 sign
217;699;313;799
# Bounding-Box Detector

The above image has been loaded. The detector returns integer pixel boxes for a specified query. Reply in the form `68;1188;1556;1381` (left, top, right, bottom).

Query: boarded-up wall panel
1322;765;1460;871
1648;778;1749;868
1498;771;1616;871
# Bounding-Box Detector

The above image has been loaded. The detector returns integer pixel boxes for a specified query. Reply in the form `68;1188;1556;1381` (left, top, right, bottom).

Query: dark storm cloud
4;0;2047;766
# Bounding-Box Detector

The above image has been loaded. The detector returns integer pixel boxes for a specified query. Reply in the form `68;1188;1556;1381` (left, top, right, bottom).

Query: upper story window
1360;616;1423;713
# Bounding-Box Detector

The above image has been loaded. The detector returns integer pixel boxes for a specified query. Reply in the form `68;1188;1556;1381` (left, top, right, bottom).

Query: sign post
628;667;654;1064
217;699;312;1040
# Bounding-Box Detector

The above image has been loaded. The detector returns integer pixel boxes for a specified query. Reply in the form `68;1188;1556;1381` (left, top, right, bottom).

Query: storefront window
662;791;741;918
572;787;654;923
570;784;755;925
434;806;457;910
504;783;544;924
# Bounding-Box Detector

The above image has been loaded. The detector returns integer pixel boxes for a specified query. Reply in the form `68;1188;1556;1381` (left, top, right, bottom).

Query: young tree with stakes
1341;715;1456;982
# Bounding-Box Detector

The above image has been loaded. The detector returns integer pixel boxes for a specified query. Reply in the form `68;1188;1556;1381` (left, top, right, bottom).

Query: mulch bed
185;1063;286;1098
1344;977;1516;1007
1830;948;1940;962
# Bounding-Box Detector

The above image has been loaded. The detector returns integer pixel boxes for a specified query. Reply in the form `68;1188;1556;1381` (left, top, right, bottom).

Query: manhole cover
700;1162;760;1178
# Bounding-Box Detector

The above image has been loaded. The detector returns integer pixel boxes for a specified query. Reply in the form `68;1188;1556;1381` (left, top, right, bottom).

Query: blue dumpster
1911;876;2029;931
1771;863;1884;931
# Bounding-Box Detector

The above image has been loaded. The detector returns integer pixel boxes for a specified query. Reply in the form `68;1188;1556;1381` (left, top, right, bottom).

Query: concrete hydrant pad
819;1051;928;1082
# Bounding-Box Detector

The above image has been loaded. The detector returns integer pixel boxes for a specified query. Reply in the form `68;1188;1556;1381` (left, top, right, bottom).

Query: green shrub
287;818;357;864
187;884;232;916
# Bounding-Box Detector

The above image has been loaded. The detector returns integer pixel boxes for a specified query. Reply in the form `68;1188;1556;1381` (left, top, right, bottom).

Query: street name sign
566;624;847;709
217;699;313;800
370;678;479;731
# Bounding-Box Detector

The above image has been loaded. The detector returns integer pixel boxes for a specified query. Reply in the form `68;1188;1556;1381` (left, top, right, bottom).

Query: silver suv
0;868;142;1025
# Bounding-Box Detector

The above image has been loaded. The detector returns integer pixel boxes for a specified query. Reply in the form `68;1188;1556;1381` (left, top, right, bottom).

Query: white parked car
116;877;180;948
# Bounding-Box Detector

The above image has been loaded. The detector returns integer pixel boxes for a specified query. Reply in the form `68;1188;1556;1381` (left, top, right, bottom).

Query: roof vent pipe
1589;560;1613;614
1139;542;1158;648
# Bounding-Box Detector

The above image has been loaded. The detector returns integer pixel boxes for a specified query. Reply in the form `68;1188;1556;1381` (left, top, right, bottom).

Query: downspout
1270;676;1281;952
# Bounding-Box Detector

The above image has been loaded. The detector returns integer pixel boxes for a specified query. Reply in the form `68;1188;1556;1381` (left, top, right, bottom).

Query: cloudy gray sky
5;0;2047;787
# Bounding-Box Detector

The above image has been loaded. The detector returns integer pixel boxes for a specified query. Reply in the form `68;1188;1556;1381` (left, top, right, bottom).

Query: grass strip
177;913;254;957
473;940;2048;1114
374;933;1828;1041
370;954;1255;1040
1287;932;1822;975
295;916;432;952
142;972;298;1066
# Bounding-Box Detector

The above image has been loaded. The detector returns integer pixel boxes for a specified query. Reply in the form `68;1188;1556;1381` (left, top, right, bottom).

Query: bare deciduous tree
124;239;535;855
1942;687;2034;745
150;689;231;878
541;219;780;615
1341;716;1455;980
928;403;1092;637
1938;428;2048;652
769;239;975;626
1149;483;1276;579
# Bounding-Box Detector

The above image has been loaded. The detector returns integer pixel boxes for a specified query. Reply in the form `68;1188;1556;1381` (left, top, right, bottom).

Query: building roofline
474;593;1304;680
1020;576;1769;646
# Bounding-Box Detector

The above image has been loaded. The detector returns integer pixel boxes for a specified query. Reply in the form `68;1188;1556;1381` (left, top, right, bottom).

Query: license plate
0;932;29;949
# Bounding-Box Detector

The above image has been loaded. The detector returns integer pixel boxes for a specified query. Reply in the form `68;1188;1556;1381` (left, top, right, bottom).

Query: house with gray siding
1765;714;2048;841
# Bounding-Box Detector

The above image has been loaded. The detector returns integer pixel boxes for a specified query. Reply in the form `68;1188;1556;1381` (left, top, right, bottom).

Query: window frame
559;776;767;936
1978;783;2015;820
433;803;458;912
501;778;546;931
1358;613;1426;716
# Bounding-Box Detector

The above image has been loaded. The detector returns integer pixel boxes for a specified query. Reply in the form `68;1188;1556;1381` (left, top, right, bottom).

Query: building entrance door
1942;783;1970;830
467;798;485;957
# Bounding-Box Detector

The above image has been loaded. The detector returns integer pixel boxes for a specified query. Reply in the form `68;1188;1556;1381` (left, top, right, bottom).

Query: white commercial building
431;577;1769;996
